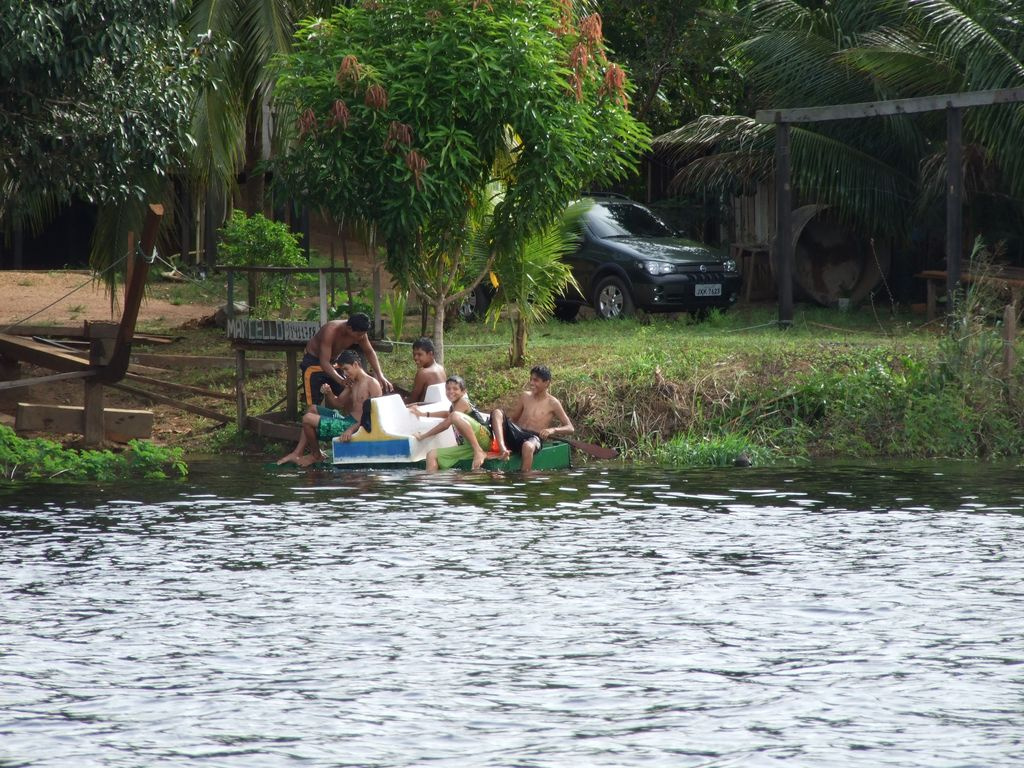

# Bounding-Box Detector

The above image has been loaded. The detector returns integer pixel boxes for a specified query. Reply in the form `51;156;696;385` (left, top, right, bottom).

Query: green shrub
652;431;778;467
381;291;409;342
0;426;187;481
217;211;305;316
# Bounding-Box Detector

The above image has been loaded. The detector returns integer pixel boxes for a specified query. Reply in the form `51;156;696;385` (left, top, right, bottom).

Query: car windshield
587;202;675;239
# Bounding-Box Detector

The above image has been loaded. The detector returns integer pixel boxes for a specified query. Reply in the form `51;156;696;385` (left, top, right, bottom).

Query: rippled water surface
2;460;1023;767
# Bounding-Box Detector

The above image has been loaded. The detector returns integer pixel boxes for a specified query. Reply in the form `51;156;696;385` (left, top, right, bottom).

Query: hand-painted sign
226;318;320;344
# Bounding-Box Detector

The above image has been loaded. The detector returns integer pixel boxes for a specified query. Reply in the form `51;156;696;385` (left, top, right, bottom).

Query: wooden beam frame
754;87;1024;326
755;86;1024;124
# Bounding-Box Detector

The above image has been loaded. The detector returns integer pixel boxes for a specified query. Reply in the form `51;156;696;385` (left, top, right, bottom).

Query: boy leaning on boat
300;313;393;405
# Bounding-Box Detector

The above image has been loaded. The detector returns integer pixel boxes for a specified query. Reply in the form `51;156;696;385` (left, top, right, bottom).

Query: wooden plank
755;86;1024;124
216;266;351;275
129;353;283;372
125;371;235;401
0;332;94;373
83;379;104;445
16;403;153;440
245;414;301;442
109;381;230;423
946;107;963;304
775;122;793;328
3;326;176;344
0;370;94;391
3;324;87;338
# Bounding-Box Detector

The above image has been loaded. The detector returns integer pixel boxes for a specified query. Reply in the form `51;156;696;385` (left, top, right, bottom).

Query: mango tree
273;0;649;362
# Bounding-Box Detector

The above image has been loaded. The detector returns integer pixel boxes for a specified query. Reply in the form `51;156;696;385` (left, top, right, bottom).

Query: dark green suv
554;197;742;320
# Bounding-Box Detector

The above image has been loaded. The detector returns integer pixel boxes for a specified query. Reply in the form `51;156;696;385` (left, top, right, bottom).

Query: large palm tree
654;0;1024;246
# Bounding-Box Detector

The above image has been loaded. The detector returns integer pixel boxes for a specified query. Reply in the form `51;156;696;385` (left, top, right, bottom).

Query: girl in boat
410;375;492;470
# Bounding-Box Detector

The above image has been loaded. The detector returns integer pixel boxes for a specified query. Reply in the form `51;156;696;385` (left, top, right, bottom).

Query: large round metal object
783;205;892;306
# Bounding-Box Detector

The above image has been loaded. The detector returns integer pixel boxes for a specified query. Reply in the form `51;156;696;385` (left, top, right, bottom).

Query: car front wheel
593;275;634;319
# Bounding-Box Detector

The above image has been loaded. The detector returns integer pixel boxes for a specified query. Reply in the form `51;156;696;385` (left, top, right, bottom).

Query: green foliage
935;239;1007;387
274;0;650;359
652;431;777;467
487;200;587;366
218;211;304;267
654;0;1024;244
0;1;211;232
0;426;187;481
217;211;305;316
304;289;375;322
601;0;748;135
276;0;649;264
382;290;409;342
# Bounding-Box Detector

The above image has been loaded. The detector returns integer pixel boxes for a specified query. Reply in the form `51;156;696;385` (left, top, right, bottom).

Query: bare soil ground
0;270;219;328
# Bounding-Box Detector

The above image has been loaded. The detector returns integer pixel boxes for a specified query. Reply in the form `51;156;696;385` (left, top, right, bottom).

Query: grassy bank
134;297;1023;468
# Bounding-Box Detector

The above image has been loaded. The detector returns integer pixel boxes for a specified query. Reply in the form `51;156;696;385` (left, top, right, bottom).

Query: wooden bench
917;268;1024;320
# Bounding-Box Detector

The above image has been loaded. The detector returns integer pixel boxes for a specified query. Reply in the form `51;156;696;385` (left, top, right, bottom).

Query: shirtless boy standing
278;350;382;466
404;337;446;404
490;365;574;471
301;313;393;406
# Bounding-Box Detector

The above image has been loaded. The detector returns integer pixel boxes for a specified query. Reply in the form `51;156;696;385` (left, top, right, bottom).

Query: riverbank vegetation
0;426;187;482
126;277;1023;469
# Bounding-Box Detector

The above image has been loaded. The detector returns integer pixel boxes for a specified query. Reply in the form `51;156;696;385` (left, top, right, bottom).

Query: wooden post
1004;303;1017;380
340;219;354;310
125;231;135;306
83;379;104;446
235;348;247;431
319;270;328;325
286;349;298;420
774;122;794;328
227;270;235;318
179;181;192;266
330;241;336;307
946;106;963;310
101;203;163;383
373;263;384;338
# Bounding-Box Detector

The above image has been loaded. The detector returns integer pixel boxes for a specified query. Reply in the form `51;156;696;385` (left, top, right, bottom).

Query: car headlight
723;259;738;273
641;260;675;276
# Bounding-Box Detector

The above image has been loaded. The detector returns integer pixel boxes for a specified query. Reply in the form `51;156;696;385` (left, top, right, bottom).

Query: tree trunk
510;310;528;367
432;299;446;365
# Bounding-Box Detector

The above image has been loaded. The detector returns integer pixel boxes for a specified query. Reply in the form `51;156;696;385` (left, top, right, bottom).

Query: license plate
695;283;722;297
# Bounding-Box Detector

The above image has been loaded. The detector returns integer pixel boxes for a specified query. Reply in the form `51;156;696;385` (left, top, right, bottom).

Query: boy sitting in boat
490;365;574;472
404;337;446;404
278;350;382;466
410;375;492;471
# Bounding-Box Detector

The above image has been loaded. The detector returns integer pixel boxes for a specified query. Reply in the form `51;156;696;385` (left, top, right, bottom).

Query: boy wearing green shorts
410;375;492;471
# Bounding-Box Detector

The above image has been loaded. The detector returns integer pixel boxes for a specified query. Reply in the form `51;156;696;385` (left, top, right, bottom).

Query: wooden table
730;243;773;302
917;268;1024;320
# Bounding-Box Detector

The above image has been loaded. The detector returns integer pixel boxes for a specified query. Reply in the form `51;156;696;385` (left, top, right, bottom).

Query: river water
1;459;1022;767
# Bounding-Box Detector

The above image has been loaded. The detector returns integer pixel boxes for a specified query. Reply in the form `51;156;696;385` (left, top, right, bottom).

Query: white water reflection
1;460;1022;767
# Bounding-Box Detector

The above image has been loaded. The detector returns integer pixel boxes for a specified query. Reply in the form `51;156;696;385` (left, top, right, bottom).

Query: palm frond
789;124;918;236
